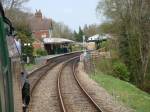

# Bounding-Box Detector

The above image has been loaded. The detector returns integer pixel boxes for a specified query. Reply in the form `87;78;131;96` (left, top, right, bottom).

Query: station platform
27;51;82;74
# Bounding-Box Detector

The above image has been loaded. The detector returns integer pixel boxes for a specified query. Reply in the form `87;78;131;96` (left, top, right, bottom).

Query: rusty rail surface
73;59;104;112
58;56;103;112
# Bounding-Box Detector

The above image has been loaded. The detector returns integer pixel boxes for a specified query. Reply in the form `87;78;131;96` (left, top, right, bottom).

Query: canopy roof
43;37;74;44
87;34;111;42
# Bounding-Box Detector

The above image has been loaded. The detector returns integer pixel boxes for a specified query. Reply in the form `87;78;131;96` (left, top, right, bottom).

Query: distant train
0;2;23;112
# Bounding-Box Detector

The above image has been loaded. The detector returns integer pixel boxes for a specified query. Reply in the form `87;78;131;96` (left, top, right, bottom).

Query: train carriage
0;2;23;112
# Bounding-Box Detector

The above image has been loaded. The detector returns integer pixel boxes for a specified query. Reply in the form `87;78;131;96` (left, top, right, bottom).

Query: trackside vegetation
96;0;150;92
91;71;150;112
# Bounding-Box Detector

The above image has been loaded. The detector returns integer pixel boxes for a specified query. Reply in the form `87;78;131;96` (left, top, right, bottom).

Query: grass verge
91;72;150;112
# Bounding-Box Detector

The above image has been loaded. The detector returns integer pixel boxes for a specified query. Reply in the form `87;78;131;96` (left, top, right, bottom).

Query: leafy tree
35;49;47;56
74;27;84;42
97;0;150;90
73;30;78;40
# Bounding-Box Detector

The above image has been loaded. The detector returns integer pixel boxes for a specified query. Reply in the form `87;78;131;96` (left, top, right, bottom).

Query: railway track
28;52;104;112
58;56;103;112
28;52;81;112
27;52;81;94
28;51;131;112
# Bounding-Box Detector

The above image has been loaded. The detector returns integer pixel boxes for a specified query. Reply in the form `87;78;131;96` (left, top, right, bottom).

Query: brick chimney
35;9;42;21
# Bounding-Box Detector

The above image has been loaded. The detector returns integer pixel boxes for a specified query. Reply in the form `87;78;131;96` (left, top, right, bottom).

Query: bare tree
1;0;29;9
52;22;73;40
83;24;100;37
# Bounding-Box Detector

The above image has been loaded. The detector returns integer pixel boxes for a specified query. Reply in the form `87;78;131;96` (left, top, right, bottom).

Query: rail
58;56;103;112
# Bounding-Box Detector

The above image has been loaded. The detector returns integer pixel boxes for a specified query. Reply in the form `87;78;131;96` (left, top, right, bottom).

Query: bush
112;61;130;81
36;49;48;56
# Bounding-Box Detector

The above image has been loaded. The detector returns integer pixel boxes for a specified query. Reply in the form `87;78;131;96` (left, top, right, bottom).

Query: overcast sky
26;0;103;31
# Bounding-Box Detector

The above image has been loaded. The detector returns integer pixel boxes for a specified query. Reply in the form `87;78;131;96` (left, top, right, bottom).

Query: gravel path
60;62;99;112
29;64;62;112
76;62;133;112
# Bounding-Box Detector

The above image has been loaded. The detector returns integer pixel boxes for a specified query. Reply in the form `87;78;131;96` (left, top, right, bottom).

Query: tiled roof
30;18;52;31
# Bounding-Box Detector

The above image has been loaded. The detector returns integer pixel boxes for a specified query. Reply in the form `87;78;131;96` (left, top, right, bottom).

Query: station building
29;10;74;55
30;10;53;41
86;34;111;50
29;9;53;50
